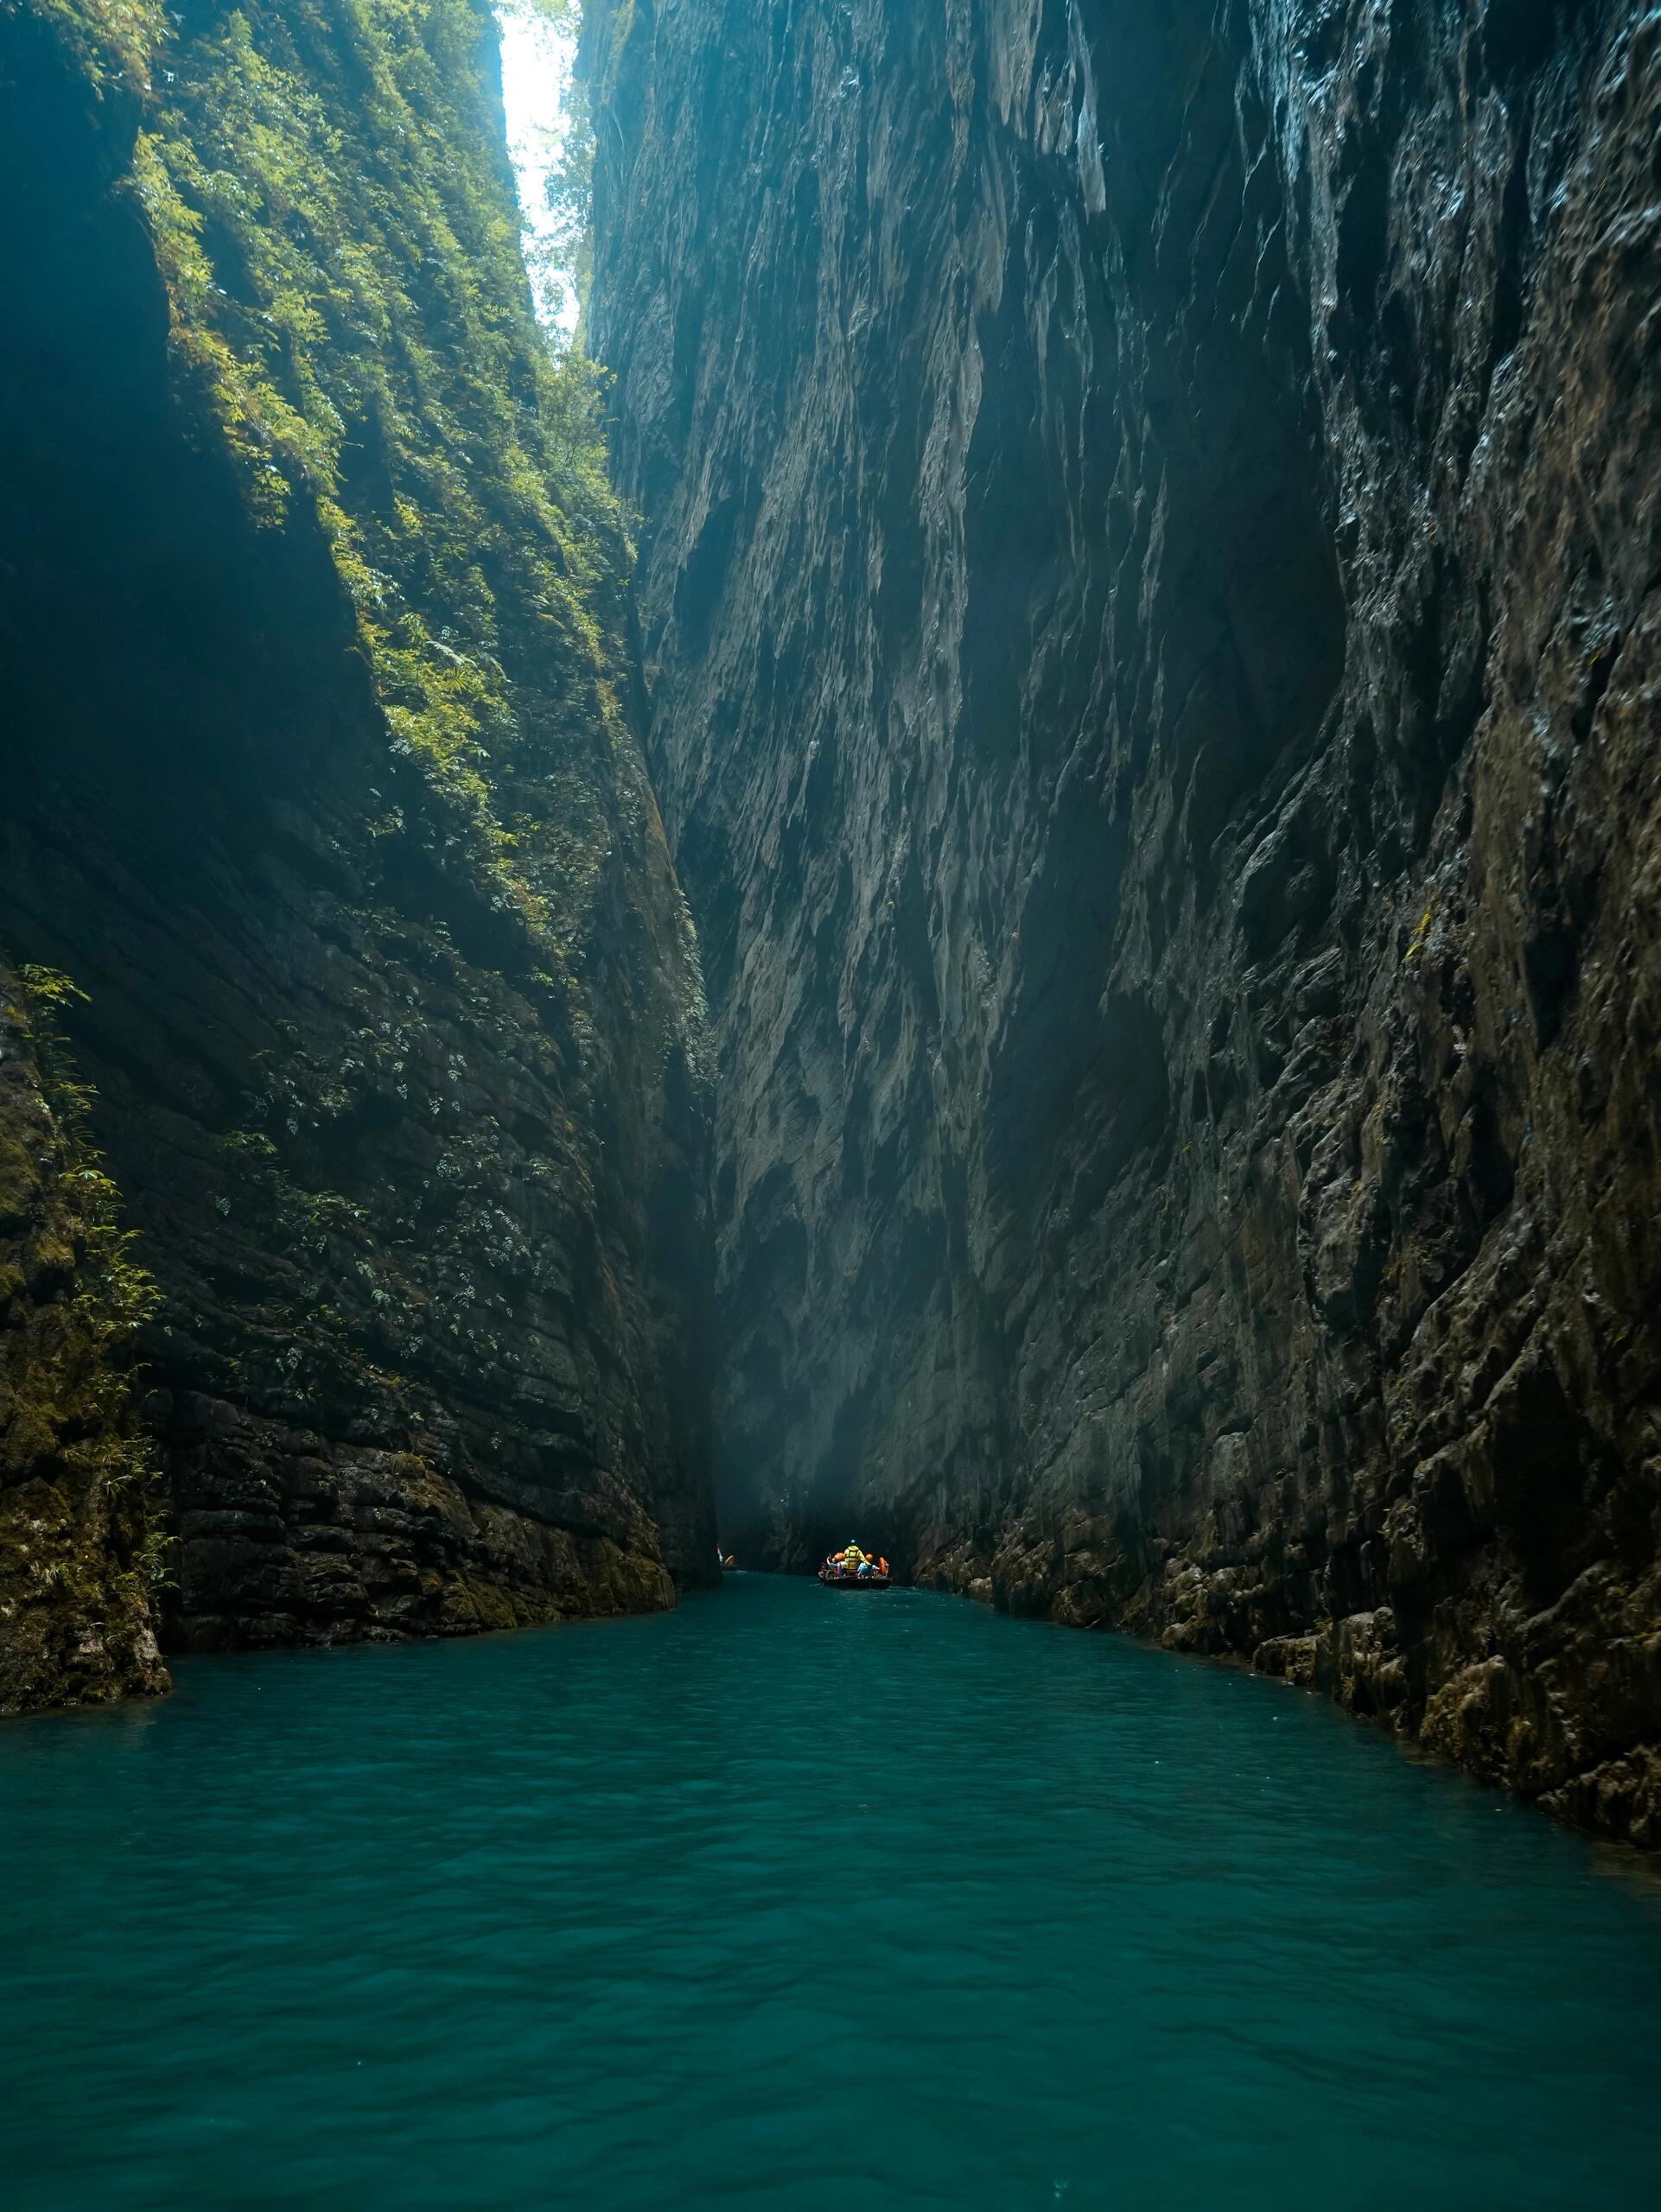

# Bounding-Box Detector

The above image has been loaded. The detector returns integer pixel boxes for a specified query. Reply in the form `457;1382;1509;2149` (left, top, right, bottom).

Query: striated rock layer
0;0;715;1689
587;0;1661;1841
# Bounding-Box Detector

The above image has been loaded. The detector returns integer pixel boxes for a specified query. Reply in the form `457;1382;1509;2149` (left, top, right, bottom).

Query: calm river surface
5;1573;1660;2209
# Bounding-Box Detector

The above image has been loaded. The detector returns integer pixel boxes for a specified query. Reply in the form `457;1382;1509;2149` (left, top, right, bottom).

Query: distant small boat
818;1544;891;1590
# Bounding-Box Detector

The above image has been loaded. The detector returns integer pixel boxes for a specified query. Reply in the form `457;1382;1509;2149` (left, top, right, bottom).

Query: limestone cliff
0;0;715;1686
587;0;1661;1843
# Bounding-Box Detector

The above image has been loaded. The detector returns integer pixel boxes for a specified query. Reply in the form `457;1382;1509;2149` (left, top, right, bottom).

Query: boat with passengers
818;1544;891;1590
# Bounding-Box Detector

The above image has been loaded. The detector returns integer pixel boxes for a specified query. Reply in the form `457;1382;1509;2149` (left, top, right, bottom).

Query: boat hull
818;1573;891;1591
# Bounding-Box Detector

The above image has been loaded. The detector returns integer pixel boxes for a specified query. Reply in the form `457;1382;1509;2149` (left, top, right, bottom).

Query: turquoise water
4;1575;1660;2210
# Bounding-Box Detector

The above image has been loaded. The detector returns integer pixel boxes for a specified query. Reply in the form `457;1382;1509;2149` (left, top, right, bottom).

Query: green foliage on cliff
22;0;163;91
42;0;644;969
0;968;169;1712
9;971;164;1484
2;0;710;1670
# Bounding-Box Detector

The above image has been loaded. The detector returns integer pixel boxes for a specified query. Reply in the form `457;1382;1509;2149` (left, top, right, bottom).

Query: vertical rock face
587;0;1661;1840
0;963;169;1711
0;0;716;1690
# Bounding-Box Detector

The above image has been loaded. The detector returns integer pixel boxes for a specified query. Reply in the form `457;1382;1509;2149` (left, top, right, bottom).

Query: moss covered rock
0;0;716;1673
0;965;169;1710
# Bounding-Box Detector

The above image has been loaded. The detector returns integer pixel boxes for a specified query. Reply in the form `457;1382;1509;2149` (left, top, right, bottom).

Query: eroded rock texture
588;0;1661;1840
0;0;715;1688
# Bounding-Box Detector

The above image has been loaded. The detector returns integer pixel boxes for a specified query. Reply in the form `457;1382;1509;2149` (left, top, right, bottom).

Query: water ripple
3;1575;1660;2209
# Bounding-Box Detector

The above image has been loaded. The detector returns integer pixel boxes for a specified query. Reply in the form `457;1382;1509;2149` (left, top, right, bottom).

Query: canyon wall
0;961;169;1708
0;0;714;1702
587;0;1661;1843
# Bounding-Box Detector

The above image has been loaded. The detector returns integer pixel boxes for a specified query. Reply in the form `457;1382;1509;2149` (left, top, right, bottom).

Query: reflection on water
4;1573;1660;2210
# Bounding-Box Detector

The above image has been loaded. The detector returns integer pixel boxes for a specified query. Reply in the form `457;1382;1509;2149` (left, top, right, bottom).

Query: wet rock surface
0;0;716;1687
588;0;1661;1840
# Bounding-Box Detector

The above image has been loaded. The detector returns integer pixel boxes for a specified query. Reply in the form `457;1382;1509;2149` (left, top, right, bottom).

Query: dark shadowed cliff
586;0;1661;1843
0;0;715;1702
